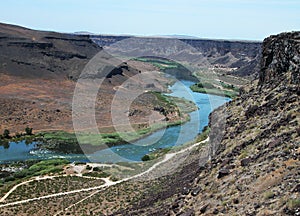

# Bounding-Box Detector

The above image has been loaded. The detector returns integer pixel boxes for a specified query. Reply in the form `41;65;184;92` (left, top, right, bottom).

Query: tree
25;126;33;135
3;129;10;139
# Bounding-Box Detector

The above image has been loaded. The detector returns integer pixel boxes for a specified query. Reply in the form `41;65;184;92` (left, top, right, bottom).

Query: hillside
168;31;300;215
0;22;101;80
154;32;299;215
55;31;298;215
0;23;179;134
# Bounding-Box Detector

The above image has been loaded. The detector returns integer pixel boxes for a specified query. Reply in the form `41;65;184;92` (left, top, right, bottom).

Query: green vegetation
0;139;9;149
195;126;211;142
2;159;68;182
140;126;210;162
133;57;181;71
36;92;195;154
26;159;68;176
141;154;151;161
142;147;172;161
38;124;178;154
10;159;68;181
3;129;10;139
264;191;275;200
42;131;77;141
25;126;33;135
193;82;215;89
0;159;69;197
287;199;300;210
83;171;110;178
220;81;240;91
190;82;239;99
0;127;40;145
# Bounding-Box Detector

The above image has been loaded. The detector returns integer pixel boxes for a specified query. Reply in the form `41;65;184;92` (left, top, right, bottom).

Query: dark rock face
178;208;194;216
245;105;259;119
91;35;262;78
0;22;102;80
259;31;300;86
191;186;201;196
292;184;300;193
217;168;230;178
240;158;251;167
189;31;299;215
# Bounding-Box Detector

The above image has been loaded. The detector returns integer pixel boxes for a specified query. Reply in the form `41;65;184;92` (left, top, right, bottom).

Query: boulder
241;158;252;167
218;168;230;178
191;187;201;196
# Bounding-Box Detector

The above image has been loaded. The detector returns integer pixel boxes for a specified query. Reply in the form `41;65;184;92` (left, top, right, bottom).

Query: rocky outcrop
169;31;299;215
0;22;102;80
259;31;300;87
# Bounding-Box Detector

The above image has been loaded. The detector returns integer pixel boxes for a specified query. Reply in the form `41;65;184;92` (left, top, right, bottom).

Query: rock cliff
92;35;262;78
260;31;300;87
0;22;101;80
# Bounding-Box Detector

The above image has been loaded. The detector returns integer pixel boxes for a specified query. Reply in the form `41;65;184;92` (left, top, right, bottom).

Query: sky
0;0;299;40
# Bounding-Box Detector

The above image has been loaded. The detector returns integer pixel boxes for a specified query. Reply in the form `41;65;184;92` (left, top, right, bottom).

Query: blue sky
0;0;299;40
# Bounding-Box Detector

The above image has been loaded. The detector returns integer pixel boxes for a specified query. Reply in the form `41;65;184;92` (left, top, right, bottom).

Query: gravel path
0;138;209;208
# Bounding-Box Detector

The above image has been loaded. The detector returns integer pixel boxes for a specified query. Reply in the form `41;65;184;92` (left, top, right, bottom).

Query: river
0;80;230;164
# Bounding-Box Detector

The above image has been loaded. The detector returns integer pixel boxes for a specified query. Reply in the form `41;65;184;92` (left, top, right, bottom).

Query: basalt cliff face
0;22;101;80
92;35;262;78
260;31;300;87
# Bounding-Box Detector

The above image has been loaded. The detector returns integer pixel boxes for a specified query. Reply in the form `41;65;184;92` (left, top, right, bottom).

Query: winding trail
0;138;209;209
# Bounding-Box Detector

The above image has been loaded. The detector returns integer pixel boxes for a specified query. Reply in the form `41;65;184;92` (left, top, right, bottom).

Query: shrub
83;172;110;178
110;176;119;182
14;170;30;179
3;129;10;139
264;191;275;199
15;132;22;138
287;199;300;210
141;154;151;161
25;126;33;135
93;167;102;172
4;176;15;182
197;82;215;89
86;165;92;170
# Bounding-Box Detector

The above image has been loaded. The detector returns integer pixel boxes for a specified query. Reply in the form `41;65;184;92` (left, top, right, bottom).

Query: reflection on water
0;140;10;149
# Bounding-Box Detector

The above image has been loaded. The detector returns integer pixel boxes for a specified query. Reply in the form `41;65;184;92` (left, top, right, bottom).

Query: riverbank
1;80;230;164
0;127;209;198
0;91;197;155
35;119;190;154
141;126;210;161
190;81;239;99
